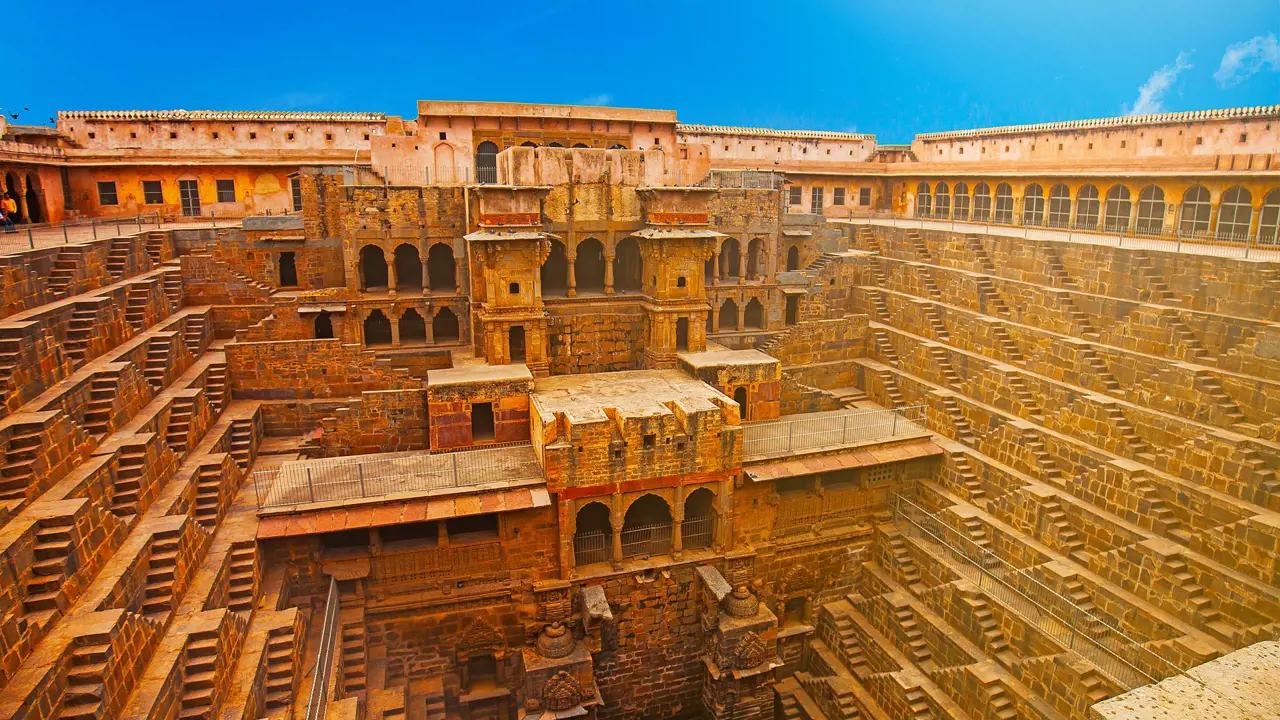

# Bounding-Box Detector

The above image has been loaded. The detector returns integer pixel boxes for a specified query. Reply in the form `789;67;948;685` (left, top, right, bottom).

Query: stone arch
746;238;765;279
718;299;738;331
573;501;612;566
743;298;764;329
24;174;42;224
394;244;423;292
364;309;392;346
575;238;606;293
475;141;498;184
682;487;716;550
426;242;456;291
433;307;460;343
614;236;642;292
786;245;800;271
542;239;569;296
433;143;456;184
734;387;748;419
1136;185;1166;235
359;245;388;290
621;493;673;559
1180;185;1212;236
782;565;816;593
314;310;334;339
399;308;426;345
720;238;741;279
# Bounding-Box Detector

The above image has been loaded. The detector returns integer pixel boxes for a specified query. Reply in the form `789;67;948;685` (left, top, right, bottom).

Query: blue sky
7;0;1278;142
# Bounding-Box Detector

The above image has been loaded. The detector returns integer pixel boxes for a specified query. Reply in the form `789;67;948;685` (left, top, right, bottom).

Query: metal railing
845;208;1280;259
682;515;714;550
304;576;341;720
701;170;787;190
573;530;611;566
892;495;1182;690
742;405;927;461
0;211;252;255
620;521;673;559
253;442;543;509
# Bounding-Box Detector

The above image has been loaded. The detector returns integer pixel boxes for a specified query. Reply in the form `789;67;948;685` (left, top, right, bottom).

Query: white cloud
1214;34;1280;87
577;94;612;106
1127;52;1192;116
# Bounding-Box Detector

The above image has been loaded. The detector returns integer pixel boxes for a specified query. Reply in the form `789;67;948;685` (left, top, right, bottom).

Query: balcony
741;405;928;462
254;443;544;510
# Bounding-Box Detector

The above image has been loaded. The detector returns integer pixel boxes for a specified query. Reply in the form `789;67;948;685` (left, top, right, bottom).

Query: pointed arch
364;309;392;346
542;239;568;296
718;299;738;331
399;309;426;345
575;237;605;292
359;245;388;290
433;307;460;343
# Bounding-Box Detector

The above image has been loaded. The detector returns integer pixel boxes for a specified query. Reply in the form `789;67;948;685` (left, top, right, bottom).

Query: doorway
509;326;526;363
471;402;495;441
278;252;298;287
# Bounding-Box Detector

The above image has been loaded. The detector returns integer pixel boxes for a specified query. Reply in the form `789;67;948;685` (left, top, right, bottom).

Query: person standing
0;193;17;229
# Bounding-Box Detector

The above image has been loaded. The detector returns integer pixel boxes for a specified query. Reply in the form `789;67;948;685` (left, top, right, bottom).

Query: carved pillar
425;309;435;343
454;257;462;295
390;308;401;347
672;493;684;560
735;303;742;331
737;246;747;285
421;256;429;292
610;495;623;569
567;253;578;298
711;249;720;286
604;253;615;295
385;249;398;296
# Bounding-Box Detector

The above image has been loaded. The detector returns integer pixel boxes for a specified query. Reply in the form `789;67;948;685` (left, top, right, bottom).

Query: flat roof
428;363;533;387
417;100;676;124
678;349;779;369
532;369;729;424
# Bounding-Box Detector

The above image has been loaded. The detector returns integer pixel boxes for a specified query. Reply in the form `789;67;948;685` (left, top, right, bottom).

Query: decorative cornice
915;105;1280;142
678;123;874;141
58;109;386;123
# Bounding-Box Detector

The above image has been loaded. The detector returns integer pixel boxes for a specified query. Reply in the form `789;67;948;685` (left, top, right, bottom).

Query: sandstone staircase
0;423;45;500
341;618;368;694
82;373;118;438
111;445;146;519
61;637;111;720
0;331;23;418
228;419;254;470
143;334;173;391
106;237;132;279
48;247;82;299
226;543;257;612
125;285;150;332
193;464;222;528
142;529;181;617
24;517;75;616
264;627;298;710
63;303;99;365
180;631;220;720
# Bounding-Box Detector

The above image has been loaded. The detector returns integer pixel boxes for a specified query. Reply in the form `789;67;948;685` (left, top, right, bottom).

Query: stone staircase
263;627;298;710
142;529;182;617
1059;295;1100;341
60;637;111;720
1041;501;1087;563
0;332;23;419
341;618;368;694
193;463;222;528
1131;255;1173;304
962;234;997;274
1165;316;1210;363
165;395;197;454
1096;403;1156;464
892;604;932;665
868;289;890;321
989;323;1024;363
973;276;1012;318
1161;556;1237;642
225;543;257;612
163;271;184;310
907;231;933;262
228;419;254;470
183;315;206;355
0;423;45;500
111;445;147;519
63;302;99;365
920;305;950;341
145;232;166;265
204;363;228;416
82;372;119;438
871;329;900;368
1005;375;1045;423
106;237;133;279
886;536;924;592
1021;432;1065;485
180;631;220;720
939;394;975;445
125;284;150;332
952;454;985;505
143;333;174;391
926;346;962;390
967;595;1016;667
1077;345;1121;394
877;369;905;408
24;517;75;617
48;247;82;299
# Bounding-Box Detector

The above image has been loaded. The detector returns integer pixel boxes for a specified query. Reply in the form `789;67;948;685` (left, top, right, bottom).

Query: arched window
720;239;741;279
743;298;764;329
1047;184;1071;227
621;494;673;559
746;238;765;279
614;237;642;292
953;183;970;221
433;307;460;343
572;143;589;148
682;488;716;550
520;141;538;148
1075;185;1101;229
1136;186;1166;235
1179;186;1212;236
972;182;992;222
993;183;1014;224
314;310;334;339
786;246;800;271
1259;188;1280;246
915;182;932;218
608;143;627;149
573;502;612;566
359;245;388;290
548;142;565;148
934;182;950;219
475;141;498;184
575;238;606;292
542;240;569;296
1022;184;1045;226
718;299;738;331
394;244;423;292
364;310;392;346
1216;186;1253;241
1103;186;1132;232
392;309;422;345
426;243;455;292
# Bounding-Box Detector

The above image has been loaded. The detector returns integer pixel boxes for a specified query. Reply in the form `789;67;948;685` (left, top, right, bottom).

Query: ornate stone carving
543;670;584;711
535;621;575;659
457;618;503;655
724;586;760;618
733;631;768;669
782;565;816;593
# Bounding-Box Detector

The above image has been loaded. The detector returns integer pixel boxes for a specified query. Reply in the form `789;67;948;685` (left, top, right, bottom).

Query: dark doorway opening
314;310;334;339
426;243;455;292
734;387;749;420
676;318;689;352
433;307;459;343
400;309;426;345
575;238;606;292
786;246;800;271
615;237;642;292
471;402;495;441
509;326;526;362
24;175;42;224
785;295;799;326
394;244;423;292
360;245;388;290
364;310;392;345
278;251;298;287
542;240;568;296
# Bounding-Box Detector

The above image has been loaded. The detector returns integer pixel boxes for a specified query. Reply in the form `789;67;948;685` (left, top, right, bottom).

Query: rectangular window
97;181;118;206
290;177;303;212
788;186;802;205
832;187;845;206
859;188;871;206
215;179;236;203
142;180;163;205
811;187;824;214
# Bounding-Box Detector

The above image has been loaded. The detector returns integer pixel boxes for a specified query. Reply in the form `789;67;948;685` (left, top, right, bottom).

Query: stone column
421;257;429;293
604;254;615;295
735;303;742;331
566;503;577;572
425;310;434;344
567;253;578;298
737;246;746;285
386;249;398;296
711;249;720;286
454;257;462;295
610;495;623;569
390;308;402;346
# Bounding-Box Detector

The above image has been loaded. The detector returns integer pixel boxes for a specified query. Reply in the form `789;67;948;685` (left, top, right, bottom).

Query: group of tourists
0;192;18;232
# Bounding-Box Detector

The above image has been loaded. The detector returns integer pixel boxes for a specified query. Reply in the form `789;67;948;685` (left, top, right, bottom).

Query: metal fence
702;170;788;190
0;211;264;255
620;521;674;559
844;210;1280;260
253;443;543;508
892;495;1182;690
682;515;714;550
305;576;341;720
742;405;927;460
574;530;610;566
